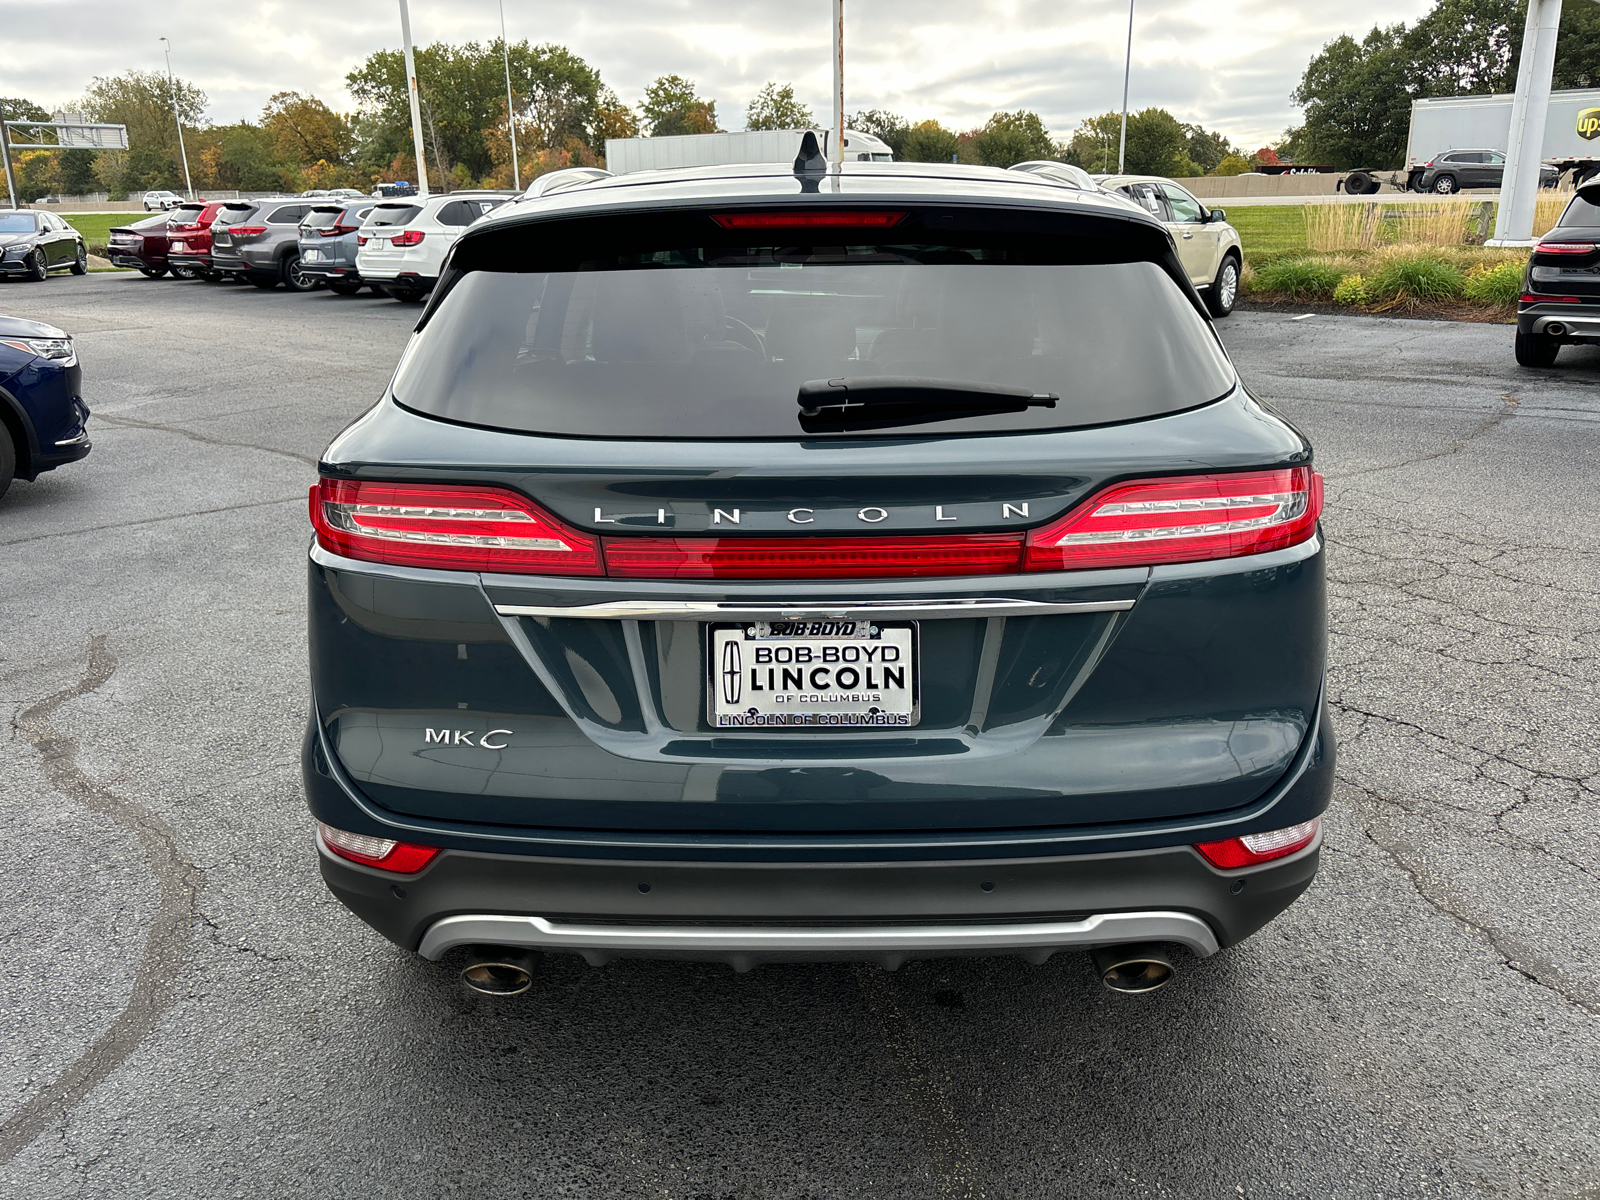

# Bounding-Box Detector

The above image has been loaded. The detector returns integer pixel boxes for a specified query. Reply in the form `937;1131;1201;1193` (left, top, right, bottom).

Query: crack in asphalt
1342;777;1600;1017
853;964;982;1199
0;637;205;1164
1326;393;1519;480
91;412;317;467
0;495;303;547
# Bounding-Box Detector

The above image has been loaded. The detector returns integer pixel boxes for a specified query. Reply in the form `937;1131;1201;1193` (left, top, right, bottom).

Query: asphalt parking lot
2;271;1597;1199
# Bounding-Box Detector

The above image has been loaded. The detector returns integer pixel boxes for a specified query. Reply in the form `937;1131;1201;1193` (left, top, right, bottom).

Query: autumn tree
898;119;958;163
641;75;719;136
745;82;813;131
262;92;354;167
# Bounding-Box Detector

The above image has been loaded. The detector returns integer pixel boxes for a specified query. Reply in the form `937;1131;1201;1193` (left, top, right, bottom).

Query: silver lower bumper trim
417;909;1219;970
1532;313;1600;337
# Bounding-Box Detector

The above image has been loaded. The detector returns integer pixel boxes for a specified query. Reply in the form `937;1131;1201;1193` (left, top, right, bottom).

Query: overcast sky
2;0;1436;149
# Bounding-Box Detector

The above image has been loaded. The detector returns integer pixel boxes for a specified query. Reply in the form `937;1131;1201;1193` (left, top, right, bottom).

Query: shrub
1462;259;1525;306
1250;256;1345;300
1333;273;1368;306
1364;251;1464;308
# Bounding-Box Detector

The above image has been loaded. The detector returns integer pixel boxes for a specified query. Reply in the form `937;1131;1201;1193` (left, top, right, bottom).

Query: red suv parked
165;200;227;280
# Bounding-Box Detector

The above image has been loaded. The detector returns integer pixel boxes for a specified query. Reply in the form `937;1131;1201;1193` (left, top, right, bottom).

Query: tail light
1195;816;1320;869
331;221;361;235
1521;292;1582;303
392;229;425;246
603;534;1024;579
1023;467;1322;571
357;235;368;245
317;823;439;874
1534;242;1596;254
712;211;906;229
309;478;602;574
229;225;266;236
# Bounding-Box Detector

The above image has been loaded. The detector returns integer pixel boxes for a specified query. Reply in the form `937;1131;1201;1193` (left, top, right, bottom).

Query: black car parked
0;210;88;281
1515;181;1600;365
1416;148;1560;194
304;154;1332;996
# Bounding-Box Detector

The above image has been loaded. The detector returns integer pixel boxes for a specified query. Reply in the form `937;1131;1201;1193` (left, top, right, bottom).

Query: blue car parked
0;314;90;499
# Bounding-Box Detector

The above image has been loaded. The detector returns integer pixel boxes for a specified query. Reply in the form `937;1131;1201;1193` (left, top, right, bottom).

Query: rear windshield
216;205;256;224
302;207;344;229
168;206;204;223
1557;196;1600;227
367;204;421;227
392;215;1235;440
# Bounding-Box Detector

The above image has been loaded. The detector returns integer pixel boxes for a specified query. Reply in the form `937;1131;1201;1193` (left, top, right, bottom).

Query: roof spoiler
521;167;613;201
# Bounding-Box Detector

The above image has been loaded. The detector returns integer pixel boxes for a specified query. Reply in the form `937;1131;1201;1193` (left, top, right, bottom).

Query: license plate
708;621;918;729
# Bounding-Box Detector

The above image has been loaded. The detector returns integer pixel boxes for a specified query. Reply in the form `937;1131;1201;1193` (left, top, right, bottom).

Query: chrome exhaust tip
459;945;537;996
1546;321;1567;337
1090;943;1175;993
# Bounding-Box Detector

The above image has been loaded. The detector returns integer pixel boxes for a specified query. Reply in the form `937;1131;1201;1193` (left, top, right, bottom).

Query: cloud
0;0;1437;146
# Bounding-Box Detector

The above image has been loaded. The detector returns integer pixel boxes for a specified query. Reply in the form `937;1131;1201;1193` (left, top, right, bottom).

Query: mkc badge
1578;107;1600;141
721;640;742;704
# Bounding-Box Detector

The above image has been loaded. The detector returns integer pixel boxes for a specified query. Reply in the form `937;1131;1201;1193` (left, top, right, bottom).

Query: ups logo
1578;108;1600;141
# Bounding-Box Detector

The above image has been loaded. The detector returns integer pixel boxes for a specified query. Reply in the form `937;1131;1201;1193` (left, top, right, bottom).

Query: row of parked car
105;190;516;301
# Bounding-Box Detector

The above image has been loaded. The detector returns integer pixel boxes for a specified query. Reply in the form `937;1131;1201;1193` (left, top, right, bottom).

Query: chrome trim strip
493;597;1135;621
1532;313;1600;336
418;909;1219;964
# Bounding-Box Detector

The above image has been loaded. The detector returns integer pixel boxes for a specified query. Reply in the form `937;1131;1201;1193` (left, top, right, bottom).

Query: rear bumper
318;832;1320;966
1519;307;1600;338
167;253;212;271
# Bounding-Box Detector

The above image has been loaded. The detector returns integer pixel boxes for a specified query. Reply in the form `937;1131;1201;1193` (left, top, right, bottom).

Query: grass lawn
1227;206;1309;263
64;212;151;245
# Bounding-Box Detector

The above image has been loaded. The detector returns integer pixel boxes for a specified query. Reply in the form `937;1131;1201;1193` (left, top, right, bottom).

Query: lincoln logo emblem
721;641;742;704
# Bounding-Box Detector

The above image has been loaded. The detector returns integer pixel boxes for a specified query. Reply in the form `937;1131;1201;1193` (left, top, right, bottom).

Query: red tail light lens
229;225;266;236
1534;242;1596;254
309;478;602;575
1023;467;1323;572
604;534;1024;579
331;221;360;235
1195;816;1320;869
711;211;906;229
1520;292;1582;303
392;229;425;246
317;823;439;873
356;235;368;245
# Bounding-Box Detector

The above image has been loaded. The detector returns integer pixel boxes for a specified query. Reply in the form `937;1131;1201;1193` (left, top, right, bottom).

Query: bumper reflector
317;822;440;873
1194;816;1320;869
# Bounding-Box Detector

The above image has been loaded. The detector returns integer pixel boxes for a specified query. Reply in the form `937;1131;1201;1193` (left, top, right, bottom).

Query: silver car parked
297;201;377;295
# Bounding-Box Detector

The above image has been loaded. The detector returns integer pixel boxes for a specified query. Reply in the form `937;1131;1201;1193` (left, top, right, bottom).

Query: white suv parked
355;191;514;302
1096;175;1243;317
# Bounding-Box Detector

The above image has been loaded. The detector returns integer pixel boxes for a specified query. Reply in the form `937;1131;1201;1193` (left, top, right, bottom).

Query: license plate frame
706;620;920;731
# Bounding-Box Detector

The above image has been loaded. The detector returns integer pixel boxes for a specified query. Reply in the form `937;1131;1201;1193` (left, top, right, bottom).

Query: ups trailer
1339;88;1600;194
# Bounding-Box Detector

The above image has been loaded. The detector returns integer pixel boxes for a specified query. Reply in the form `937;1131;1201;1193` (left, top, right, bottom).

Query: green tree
849;109;910;157
594;88;639;143
347;41;606;183
970;110;1055;166
1291;27;1413;168
1069;109;1200;176
898;119;959;163
1068;113;1122;173
1403;0;1518;95
745;82;813;131
1182;123;1237;174
59;149;99;194
1211;153;1253;177
641;74;719;136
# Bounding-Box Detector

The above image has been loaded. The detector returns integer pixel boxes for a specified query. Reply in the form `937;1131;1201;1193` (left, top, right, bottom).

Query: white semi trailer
604;128;894;175
1341;87;1600;193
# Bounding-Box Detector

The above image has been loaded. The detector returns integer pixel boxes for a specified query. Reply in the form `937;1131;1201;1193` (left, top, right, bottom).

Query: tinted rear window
216;205;256;224
302;207;345;229
168;206;205;224
1557;196;1600;227
368;204;421;227
392;211;1234;440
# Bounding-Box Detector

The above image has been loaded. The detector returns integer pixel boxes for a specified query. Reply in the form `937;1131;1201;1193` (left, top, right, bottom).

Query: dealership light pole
499;0;520;190
398;0;431;196
833;0;845;165
158;38;195;201
1117;0;1134;173
1490;0;1564;244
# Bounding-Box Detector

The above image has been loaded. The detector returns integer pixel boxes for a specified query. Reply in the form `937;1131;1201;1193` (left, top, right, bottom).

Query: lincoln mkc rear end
304;159;1332;995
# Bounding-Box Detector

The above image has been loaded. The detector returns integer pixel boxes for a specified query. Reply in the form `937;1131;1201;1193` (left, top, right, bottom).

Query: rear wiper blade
797;376;1058;432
